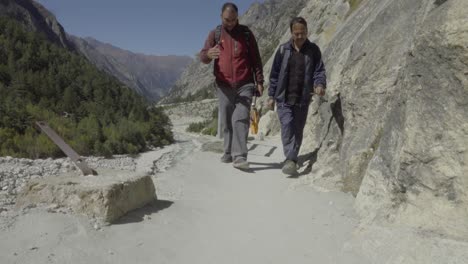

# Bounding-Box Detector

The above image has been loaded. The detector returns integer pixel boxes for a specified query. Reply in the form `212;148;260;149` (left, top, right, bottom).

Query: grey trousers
217;83;254;160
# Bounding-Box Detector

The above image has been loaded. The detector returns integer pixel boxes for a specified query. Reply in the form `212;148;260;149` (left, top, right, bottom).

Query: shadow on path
115;199;174;225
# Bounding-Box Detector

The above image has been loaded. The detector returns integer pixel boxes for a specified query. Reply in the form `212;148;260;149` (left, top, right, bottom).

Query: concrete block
15;169;157;223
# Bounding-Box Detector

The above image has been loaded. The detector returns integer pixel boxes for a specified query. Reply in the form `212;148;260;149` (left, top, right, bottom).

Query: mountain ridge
69;35;192;102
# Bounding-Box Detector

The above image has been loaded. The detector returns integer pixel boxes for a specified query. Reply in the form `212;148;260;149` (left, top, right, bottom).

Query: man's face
291;23;308;47
221;8;238;31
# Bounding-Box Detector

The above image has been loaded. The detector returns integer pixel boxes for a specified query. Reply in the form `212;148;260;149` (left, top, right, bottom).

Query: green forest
0;16;174;159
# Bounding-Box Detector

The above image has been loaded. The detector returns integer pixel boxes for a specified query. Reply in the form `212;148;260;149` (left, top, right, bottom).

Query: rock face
70;37;193;102
257;110;280;138
0;0;72;48
16;170;157;223
160;0;308;103
290;0;468;240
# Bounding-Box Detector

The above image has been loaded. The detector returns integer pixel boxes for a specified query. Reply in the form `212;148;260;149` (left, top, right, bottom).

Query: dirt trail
0;130;368;263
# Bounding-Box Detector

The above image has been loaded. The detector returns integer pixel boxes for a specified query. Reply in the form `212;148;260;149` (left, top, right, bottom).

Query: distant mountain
69;36;193;102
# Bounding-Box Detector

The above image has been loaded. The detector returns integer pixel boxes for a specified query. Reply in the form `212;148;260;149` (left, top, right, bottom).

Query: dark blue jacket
268;39;327;105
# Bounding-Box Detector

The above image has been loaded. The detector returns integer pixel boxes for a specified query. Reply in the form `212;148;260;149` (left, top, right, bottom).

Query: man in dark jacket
267;17;326;176
200;2;264;170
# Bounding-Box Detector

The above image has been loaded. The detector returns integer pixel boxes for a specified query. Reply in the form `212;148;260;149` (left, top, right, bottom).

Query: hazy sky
35;0;263;57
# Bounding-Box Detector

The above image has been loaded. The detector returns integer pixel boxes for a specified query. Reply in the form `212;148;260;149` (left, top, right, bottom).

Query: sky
35;0;263;57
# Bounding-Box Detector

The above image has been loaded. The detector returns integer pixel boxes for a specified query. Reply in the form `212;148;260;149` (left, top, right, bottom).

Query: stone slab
15;169;157;223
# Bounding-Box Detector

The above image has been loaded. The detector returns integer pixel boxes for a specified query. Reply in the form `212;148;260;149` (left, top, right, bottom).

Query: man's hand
266;97;275;110
207;45;221;60
256;83;264;97
314;86;325;96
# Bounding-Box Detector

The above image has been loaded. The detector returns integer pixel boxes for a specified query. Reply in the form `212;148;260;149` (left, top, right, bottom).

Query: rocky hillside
69;36;192;102
160;0;308;103
256;0;468;243
0;0;71;48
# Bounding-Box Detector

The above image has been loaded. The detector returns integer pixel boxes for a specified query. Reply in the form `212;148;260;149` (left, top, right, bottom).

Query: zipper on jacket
231;34;234;83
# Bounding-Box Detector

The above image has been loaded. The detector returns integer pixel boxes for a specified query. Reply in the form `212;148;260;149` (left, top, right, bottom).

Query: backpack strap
214;25;222;45
242;26;251;51
238;25;251;54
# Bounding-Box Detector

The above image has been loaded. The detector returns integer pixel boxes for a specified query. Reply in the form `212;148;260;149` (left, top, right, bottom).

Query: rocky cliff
0;0;72;48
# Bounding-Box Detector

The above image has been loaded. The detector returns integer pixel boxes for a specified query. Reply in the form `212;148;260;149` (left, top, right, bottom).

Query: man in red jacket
200;2;264;170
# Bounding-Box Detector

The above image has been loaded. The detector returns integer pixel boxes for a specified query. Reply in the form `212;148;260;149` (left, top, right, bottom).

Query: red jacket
200;24;264;88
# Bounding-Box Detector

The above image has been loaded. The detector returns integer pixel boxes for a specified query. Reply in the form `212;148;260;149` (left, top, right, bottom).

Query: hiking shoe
220;153;233;163
282;160;298;176
233;158;249;170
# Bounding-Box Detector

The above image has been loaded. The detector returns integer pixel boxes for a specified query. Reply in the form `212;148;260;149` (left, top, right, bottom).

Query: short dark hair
290;17;307;31
222;2;238;13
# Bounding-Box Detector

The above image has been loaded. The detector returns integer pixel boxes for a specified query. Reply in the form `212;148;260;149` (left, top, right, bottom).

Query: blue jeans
277;103;309;162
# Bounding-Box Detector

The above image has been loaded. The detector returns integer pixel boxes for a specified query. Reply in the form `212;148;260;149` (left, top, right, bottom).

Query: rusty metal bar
36;121;97;176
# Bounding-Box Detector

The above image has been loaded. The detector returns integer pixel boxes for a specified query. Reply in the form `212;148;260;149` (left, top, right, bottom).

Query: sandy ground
0;121;375;264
